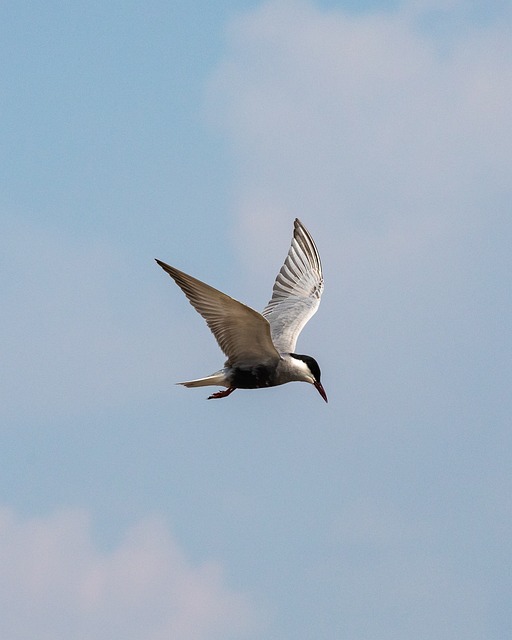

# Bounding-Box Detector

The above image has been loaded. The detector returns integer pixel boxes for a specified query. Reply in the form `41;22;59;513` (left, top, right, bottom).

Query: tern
156;219;327;402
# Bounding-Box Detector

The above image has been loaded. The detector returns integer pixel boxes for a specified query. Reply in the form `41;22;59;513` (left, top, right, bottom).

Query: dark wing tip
291;219;323;275
155;258;174;274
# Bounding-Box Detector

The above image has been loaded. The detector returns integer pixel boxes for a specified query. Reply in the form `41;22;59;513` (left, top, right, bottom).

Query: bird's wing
156;259;280;366
261;219;324;353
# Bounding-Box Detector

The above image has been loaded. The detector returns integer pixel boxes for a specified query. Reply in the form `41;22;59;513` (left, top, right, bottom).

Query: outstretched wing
261;219;324;353
156;260;280;366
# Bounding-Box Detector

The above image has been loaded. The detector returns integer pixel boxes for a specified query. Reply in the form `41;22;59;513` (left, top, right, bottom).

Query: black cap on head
291;353;327;402
291;353;321;382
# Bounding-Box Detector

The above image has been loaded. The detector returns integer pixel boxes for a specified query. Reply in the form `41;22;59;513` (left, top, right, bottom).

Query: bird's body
156;219;327;402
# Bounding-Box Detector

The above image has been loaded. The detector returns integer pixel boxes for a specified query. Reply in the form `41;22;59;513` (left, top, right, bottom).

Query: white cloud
0;508;255;640
205;0;512;433
207;0;511;273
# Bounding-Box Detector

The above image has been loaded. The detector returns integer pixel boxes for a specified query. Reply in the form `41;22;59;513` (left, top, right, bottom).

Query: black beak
314;381;328;403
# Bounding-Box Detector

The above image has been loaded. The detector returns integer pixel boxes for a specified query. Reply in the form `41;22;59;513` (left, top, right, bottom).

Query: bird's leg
208;387;236;400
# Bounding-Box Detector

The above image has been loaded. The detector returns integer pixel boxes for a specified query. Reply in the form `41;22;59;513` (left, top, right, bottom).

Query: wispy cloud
206;0;512;430
0;507;256;640
207;0;511;269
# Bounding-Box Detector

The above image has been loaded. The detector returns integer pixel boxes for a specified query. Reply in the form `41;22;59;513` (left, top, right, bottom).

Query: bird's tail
177;370;228;389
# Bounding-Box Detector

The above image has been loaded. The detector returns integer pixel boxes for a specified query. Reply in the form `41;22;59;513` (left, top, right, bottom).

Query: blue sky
1;1;511;638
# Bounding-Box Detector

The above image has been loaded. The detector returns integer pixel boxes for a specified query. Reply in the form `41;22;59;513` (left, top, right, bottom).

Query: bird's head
290;354;328;403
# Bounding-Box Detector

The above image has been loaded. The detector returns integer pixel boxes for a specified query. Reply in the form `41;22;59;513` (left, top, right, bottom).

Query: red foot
208;387;236;400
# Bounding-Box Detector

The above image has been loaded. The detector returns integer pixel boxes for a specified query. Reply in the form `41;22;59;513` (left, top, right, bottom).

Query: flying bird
156;219;327;402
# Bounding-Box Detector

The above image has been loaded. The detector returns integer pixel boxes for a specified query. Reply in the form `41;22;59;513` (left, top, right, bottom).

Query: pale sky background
1;1;511;638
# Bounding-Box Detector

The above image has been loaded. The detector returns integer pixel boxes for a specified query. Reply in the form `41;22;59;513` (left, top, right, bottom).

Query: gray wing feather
155;260;280;366
262;219;323;353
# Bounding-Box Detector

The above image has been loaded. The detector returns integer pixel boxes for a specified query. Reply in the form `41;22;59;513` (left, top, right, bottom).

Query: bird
155;218;327;402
